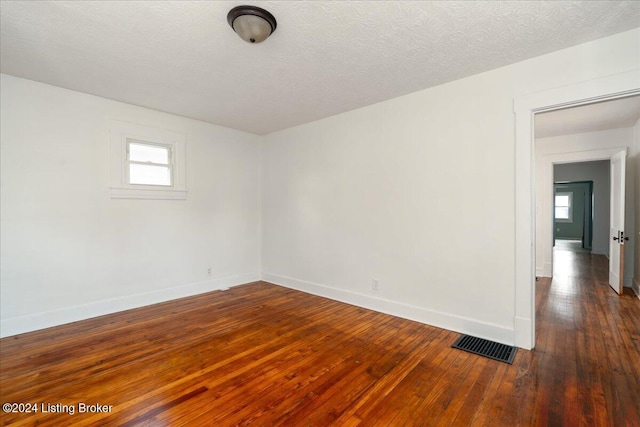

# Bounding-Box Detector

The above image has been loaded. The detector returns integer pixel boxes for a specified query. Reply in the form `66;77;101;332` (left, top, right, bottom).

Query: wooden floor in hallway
1;251;639;426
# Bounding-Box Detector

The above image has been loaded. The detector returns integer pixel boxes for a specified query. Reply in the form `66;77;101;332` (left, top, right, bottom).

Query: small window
555;192;572;222
109;120;187;200
127;140;172;186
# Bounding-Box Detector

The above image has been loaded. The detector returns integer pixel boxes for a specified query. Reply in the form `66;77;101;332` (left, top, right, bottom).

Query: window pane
555;195;570;207
129;164;171;186
555;207;569;219
129;142;169;164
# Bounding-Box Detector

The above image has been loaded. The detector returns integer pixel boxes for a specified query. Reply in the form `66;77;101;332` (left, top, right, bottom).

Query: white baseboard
514;316;534;350
543;262;552;278
0;272;260;338
624;276;633;288
262;272;515;347
633;279;640;300
535;262;552;278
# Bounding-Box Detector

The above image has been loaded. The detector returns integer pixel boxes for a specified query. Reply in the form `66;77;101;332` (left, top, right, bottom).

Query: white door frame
513;69;640;350
608;150;628;294
540;148;626;279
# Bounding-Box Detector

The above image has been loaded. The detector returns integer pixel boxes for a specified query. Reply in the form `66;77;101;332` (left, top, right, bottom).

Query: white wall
262;29;640;346
554;161;609;251
633;118;640;298
0;74;262;337
535;128;635;282
2;29;639;344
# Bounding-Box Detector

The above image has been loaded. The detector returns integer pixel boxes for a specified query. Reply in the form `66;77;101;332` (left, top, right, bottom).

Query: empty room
1;1;639;426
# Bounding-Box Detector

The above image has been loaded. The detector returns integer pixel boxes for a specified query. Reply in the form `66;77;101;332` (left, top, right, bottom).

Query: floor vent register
451;335;517;364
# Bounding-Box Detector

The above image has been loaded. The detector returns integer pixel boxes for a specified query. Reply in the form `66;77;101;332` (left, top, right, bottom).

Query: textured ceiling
1;1;639;135
535;95;640;139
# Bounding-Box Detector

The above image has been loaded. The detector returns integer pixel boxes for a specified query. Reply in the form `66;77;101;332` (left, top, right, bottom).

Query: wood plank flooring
1;251;639;426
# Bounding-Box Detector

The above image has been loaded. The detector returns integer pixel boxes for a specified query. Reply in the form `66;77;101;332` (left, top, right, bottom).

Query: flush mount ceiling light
227;5;277;44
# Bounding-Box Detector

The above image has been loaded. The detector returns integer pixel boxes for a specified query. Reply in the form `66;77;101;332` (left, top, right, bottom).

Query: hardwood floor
1;252;639;426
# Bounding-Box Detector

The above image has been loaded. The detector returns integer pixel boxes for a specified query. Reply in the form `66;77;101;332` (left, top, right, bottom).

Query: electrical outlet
207;268;212;277
372;279;379;291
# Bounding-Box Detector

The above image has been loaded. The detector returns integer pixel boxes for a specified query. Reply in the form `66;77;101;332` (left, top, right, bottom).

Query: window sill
109;188;187;200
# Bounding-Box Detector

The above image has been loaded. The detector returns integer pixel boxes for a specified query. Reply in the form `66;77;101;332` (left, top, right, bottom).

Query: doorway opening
540;148;628;290
553;179;594;253
514;72;640;350
534;103;638;343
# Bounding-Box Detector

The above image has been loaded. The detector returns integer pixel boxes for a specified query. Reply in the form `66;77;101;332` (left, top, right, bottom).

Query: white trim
538;262;552;278
514;69;640;350
633;279;640;300
109;188;188;200
541;148;625;279
263;272;515;346
0;273;259;338
109;120;187;200
623;276;633;288
514;317;533;349
126;139;173;187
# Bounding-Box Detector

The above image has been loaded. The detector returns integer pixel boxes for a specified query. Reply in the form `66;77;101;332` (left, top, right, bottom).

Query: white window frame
126;139;174;187
110;120;187;200
554;192;572;223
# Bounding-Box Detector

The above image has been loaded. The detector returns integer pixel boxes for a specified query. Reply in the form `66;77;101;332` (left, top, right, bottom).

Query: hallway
535;245;640;425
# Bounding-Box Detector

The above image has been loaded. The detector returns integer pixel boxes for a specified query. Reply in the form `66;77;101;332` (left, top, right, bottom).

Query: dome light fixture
227;5;277;44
